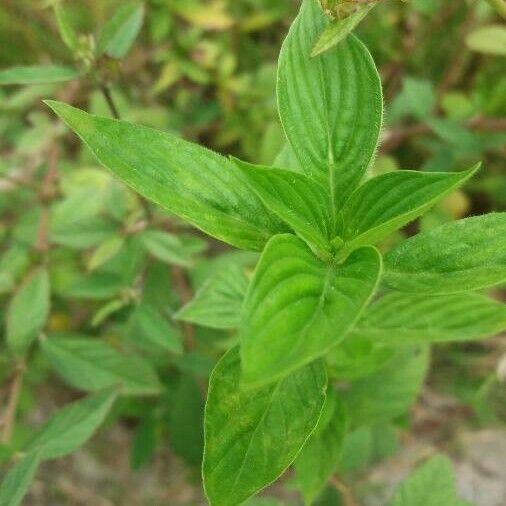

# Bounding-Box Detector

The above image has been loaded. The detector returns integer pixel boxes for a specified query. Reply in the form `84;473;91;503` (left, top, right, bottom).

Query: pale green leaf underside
45;101;286;251
0;65;79;85
277;0;382;214
26;388;116;460
384;213;506;294
357;292;506;344
311;3;376;57
341;165;479;251
233;158;332;259
343;347;429;426
294;390;347;504
241;234;381;387
41;336;161;395
175;264;249;329
0;452;40;506
203;347;327;506
389;455;467;506
7;268;50;355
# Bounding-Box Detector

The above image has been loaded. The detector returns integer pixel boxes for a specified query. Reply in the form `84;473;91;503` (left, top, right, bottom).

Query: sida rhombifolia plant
5;0;504;504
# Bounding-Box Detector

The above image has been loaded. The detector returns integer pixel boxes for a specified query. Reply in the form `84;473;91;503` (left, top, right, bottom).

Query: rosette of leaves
37;0;505;504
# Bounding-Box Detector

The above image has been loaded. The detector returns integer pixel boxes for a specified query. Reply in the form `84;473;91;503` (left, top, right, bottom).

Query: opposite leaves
241;234;381;387
277;0;382;217
340;165;478;252
45;101;286;251
203;348;326;506
384;213;506;294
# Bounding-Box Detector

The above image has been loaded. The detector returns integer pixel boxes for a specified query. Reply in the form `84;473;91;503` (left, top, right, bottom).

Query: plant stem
486;0;506;19
100;84;120;119
1;362;25;444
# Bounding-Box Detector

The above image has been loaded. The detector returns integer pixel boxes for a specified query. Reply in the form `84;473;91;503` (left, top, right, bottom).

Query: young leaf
87;235;125;271
203;348;327;506
232;159;332;259
7;268;50;355
241;234;381;387
175;264;249;329
54;4;79;52
389;455;467;506
356;292;506;344
41;335;161;395
343;347;429;426
0;452;40;506
25;388;116;460
277;0;382;216
0;65;79;85
140;230;192;267
45;101;286;251
384;213;506;294
340;165;478;251
294;390;347;505
312;2;376;57
0;245;30;294
97;2;145;59
127;304;183;353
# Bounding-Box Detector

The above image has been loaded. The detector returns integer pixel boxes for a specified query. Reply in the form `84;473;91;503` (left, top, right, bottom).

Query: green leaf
203;348;327;506
356;292;506;345
140;230;192;267
97;2;145;59
130;416;156;470
175;264;249;329
340;165;478;252
127;304;183;353
389;455;467;506
295;390;347;505
41;335;161;395
241;234;381;387
168;374;205;467
0;245;30;294
54;4;79;52
0;452;40;506
466;25;506;56
384;213;506;294
0;65;79;85
25;388;116;460
7;268;50;355
87;235;125;271
45;101;286;251
311;3;376;57
342;347;429;426
277;0;382;215
233;159;332;259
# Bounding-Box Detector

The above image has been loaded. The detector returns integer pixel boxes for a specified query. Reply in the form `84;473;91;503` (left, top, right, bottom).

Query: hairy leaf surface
277;0;382;215
41;336;161;395
203;348;326;506
357;292;506;344
26;389;116;460
241;234;381;387
384;213;506;294
45;101;286;251
341;165;478;250
233;159;332;259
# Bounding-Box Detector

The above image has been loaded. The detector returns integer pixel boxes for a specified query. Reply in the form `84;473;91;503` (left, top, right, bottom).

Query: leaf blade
0;65;79;85
45;101;286;251
203;348;327;506
241;234;382;387
0;452;40;506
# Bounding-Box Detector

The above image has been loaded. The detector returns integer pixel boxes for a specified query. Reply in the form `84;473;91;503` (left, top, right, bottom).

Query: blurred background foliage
0;0;505;505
